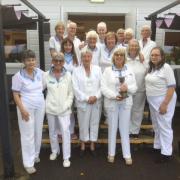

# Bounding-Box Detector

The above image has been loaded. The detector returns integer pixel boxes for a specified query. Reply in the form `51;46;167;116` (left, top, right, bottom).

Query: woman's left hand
159;102;168;114
88;96;97;104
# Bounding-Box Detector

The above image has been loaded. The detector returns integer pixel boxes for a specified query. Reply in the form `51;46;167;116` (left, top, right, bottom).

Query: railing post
0;4;15;179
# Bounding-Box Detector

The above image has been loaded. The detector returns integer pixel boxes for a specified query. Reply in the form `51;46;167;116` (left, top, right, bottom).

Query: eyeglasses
114;53;124;57
53;59;64;63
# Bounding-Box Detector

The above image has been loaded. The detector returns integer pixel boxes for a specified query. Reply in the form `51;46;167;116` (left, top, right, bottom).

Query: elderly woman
97;21;107;45
72;50;102;156
101;48;137;165
145;47;177;163
127;39;147;138
100;32;118;72
12;50;45;174
44;52;73;168
82;30;101;66
124;28;134;46
99;32;118;124
49;21;65;56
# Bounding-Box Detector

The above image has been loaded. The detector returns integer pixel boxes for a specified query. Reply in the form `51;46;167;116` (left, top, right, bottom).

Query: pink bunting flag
15;10;22;20
156;19;163;28
164;15;175;27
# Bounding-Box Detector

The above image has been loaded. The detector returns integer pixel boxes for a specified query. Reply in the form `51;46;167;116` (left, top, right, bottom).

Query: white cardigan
44;70;73;116
101;65;137;110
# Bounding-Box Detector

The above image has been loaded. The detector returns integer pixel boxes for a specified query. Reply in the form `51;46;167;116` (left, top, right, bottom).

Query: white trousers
47;114;71;160
129;92;146;134
148;93;177;156
77;102;101;142
56;113;75;135
107;103;131;159
17;104;45;168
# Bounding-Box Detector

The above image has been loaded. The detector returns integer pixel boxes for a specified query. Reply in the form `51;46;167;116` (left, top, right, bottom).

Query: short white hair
124;28;134;36
117;28;125;34
141;25;151;32
67;20;77;29
81;49;92;58
97;21;107;29
86;30;99;40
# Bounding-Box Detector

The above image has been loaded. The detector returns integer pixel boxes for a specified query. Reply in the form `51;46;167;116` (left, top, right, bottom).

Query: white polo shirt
145;63;176;96
12;68;45;109
49;35;62;52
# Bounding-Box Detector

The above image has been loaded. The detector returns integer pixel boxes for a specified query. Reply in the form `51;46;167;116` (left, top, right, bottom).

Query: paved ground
30;145;180;180
0;107;180;180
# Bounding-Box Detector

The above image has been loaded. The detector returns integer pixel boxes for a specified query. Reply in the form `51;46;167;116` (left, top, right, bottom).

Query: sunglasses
114;53;124;57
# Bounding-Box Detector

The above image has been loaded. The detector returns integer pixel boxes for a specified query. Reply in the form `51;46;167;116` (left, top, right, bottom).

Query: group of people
12;20;177;174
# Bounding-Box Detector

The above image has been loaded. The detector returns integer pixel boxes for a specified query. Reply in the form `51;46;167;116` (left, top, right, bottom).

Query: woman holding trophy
101;48;137;165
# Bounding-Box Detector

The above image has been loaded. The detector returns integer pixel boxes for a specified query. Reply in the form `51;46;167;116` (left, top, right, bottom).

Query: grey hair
81;49;92;57
141;25;152;33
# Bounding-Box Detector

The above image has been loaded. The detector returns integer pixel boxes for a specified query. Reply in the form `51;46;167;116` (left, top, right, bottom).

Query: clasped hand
88;96;97;104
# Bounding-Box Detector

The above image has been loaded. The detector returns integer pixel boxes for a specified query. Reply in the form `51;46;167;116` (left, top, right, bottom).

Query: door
68;14;125;41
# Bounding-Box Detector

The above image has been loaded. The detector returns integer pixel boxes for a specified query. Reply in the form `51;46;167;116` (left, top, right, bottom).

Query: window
68;14;125;41
164;31;180;65
4;30;27;63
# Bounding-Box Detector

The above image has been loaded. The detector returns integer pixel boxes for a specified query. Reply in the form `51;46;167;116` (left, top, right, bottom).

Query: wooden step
42;136;154;144
43;124;153;130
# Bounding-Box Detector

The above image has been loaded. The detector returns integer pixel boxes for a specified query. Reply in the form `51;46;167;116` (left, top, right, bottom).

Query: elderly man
97;21;107;45
139;25;156;65
66;21;82;63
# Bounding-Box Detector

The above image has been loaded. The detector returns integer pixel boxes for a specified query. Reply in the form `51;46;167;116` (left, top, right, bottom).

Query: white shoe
50;153;58;160
25;166;36;174
107;155;115;163
125;158;133;165
63;159;71;167
34;157;40;163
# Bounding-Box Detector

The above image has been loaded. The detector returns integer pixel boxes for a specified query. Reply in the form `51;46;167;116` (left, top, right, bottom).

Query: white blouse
72;65;102;102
